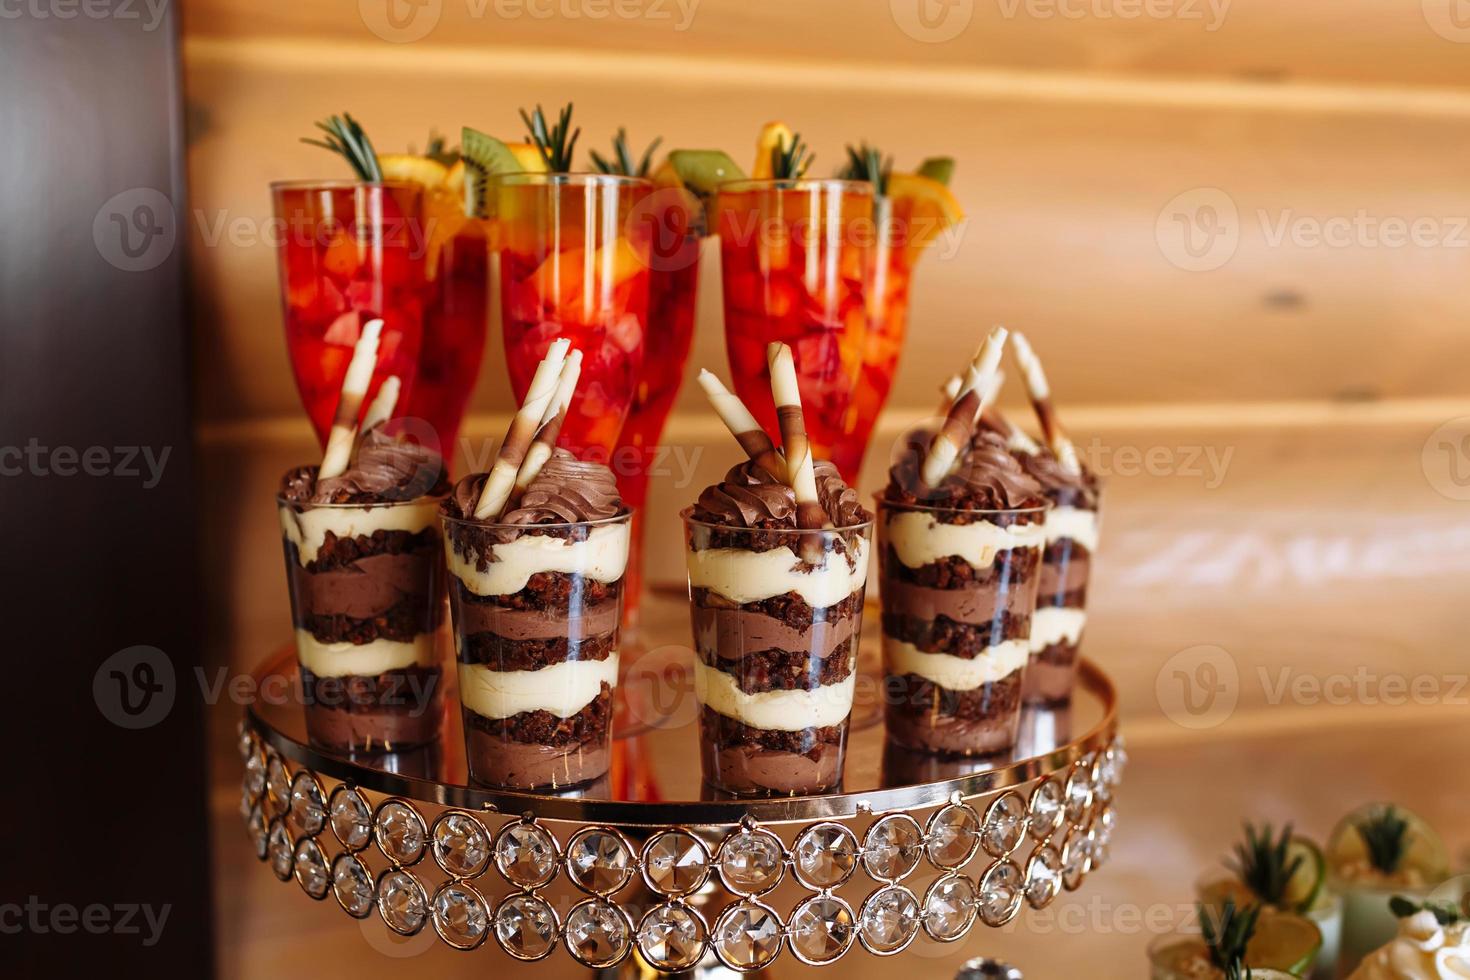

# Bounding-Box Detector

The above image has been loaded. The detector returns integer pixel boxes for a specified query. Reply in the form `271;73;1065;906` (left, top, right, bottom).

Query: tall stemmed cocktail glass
493;173;653;460
715;179;874;481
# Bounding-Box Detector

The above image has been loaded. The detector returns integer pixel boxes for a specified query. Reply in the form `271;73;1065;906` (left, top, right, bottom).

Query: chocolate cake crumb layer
690;588;862;624
451;571;620;610
1023;644;1080;706
1033;641;1078;667
883;546;1040;589
300;665;443;715
881;612;1031;656
462;685;613;747
449;586;621;642
455;632;617;670
296;596;444;645
699;706;842;752
697;639;855;693
883;671;1025;757
295;529;441;573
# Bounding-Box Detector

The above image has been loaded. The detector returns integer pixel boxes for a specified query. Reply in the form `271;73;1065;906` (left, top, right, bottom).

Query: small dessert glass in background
277;493;447;752
441;510;632;791
1025;481;1101;706
1195;869;1343;980
683;512;873;797
877;499;1048;757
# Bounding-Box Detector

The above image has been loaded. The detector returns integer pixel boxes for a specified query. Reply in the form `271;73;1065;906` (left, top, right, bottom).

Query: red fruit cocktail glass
612;184;704;629
272;181;428;445
493;173;653;460
714;178;874;481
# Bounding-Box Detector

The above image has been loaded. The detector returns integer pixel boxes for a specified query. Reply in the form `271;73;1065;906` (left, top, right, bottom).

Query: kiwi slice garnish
460;127;522;218
916;156;955;186
668;150;745;201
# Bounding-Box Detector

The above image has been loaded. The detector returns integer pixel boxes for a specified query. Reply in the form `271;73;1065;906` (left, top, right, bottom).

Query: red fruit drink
714;179;873;482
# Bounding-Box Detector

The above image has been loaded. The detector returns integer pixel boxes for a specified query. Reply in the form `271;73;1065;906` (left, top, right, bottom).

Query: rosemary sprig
838;141;892;196
1227;823;1304;909
589;128;663;178
1201;900;1260;980
1357;805;1410;875
301;113;382;182
770;131;813;180
1390;895;1466;925
520;102;581;173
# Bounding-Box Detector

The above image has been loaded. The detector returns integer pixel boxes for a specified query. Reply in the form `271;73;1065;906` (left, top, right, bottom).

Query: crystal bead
247;804;268;861
1065;765;1093;827
794;823;858;890
329;787;372;852
288;772;325;837
637;903;706;972
374;799;426;867
978;860;1024;926
643;830;709;897
859;885;919;954
1097;804;1116;846
495;822;558;888
332;853;374;918
567;828;633;895
432;882;489;949
1062;831;1088;889
982;791;1028;858
565;899;631;968
376;869;427;936
495;894;558;961
862;814;923;882
717;829;783;895
924;874;977;942
243;750;265;800
237;727;254;761
239;781;254;821
1029;777;1064;839
266;755;289;812
1105;739;1128;785
927;805;980;870
293;838;329;899
713;901;782;969
432;811;490;879
789;895;854;964
267;819;292;880
1025;844;1063;909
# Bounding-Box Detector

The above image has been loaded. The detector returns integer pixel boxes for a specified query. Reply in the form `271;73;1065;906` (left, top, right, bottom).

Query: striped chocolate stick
1010;331;1081;474
695;369;785;481
512;349;583;495
318;318;383;480
357;374;401;436
765;343;829;531
473;338;570;519
919;326;1007;487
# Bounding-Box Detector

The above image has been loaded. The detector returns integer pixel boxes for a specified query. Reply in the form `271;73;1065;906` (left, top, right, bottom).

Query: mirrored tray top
247;590;1118;826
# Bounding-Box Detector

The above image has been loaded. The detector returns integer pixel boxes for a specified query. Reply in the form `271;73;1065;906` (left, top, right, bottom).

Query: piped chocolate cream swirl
281;423;448;505
886;427;1046;512
446;449;627;530
693;460;870;529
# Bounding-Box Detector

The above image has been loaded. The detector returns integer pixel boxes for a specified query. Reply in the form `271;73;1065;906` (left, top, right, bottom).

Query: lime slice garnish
1326;803;1448;887
916;155;955;186
1246;911;1323;975
667;150;745;197
1282;837;1326;913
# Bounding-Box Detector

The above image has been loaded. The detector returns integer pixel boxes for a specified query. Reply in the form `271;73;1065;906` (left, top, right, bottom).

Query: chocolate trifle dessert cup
441;340;632;791
687;353;872;796
1004;332;1103;706
880;328;1049;757
278;321;449;752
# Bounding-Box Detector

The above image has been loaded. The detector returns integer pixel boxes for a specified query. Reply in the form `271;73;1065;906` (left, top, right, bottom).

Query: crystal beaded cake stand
237;593;1122;975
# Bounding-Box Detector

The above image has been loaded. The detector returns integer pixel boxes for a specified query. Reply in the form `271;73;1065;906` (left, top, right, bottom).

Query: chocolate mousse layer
442;451;629;791
880;429;1046;757
686;460;871;797
279;424;449;752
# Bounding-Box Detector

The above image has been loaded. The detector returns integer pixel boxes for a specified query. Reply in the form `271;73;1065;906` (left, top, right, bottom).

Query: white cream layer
882;511;1044;570
1029;607;1088;652
883;635;1029;690
280;501;440;565
294;630;437;678
1045;506;1099;550
693;661;854;731
685;537;869;607
448;523;630;597
457;655;619;721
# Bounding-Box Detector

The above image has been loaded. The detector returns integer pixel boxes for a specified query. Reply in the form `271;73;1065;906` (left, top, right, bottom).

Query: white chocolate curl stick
920;327;1007;487
318;318;383;480
513;349;583;495
474;338;570;519
696;369;785;481
766;343;829;531
1010;332;1080;474
358;375;401;437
